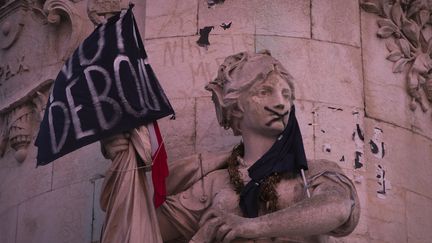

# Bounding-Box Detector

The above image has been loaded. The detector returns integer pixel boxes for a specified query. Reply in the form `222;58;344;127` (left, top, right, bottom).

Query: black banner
35;7;174;165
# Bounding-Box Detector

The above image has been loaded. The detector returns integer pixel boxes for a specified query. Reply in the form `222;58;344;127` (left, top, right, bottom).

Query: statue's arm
243;180;354;239
198;163;359;242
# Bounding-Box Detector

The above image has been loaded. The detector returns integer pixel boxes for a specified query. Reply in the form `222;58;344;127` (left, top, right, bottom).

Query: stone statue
102;51;360;243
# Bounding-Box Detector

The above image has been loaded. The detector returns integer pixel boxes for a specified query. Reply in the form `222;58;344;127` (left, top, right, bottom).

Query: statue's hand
197;209;252;243
100;132;130;160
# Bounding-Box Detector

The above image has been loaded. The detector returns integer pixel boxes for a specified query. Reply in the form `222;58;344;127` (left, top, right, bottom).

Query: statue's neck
241;132;277;168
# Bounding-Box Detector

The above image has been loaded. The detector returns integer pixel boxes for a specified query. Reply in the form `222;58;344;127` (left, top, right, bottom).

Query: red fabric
149;122;169;208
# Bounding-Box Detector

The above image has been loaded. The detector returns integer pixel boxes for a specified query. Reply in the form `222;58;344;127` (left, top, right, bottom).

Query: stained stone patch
312;104;365;172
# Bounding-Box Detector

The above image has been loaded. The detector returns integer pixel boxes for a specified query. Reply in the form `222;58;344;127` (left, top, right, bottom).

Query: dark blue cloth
239;106;308;218
35;7;174;165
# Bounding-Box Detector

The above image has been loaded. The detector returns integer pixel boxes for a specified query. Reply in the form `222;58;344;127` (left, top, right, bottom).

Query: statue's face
238;72;293;137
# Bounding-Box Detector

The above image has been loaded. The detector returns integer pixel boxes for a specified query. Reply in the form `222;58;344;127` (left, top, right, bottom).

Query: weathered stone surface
195;97;240;154
361;11;432;139
366;183;408;243
367;217;406;243
256;36;363;108
16;181;93;243
406;191;432;243
364;118;432;197
52;142;109;190
312;103;365;172
293;100;314;159
198;0;310;38
158;98;196;160
144;0;198;39
0;206;17;243
0;146;51;212
145;35;254;99
255;0;310;37
311;0;360;46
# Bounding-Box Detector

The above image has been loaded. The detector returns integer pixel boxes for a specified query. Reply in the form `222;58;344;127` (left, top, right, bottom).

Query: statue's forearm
244;191;353;239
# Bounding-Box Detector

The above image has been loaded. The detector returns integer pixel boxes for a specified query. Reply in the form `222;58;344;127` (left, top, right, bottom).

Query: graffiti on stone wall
370;127;391;198
352;111;365;169
197;26;215;49
160;35;253;85
361;0;432;115
0;56;29;84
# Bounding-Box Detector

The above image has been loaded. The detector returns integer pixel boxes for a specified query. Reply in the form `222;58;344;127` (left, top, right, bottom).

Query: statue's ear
205;83;228;128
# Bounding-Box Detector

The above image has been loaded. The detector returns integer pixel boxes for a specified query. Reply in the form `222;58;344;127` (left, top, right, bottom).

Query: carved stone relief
31;0;86;60
0;3;26;50
87;0;128;25
0;82;51;163
361;0;432;114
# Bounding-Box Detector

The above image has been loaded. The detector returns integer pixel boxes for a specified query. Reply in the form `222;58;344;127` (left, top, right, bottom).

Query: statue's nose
273;104;285;110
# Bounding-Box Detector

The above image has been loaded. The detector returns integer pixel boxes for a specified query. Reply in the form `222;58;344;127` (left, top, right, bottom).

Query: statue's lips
264;107;289;126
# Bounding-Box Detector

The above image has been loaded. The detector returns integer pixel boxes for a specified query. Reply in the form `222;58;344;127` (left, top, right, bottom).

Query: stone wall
0;0;431;242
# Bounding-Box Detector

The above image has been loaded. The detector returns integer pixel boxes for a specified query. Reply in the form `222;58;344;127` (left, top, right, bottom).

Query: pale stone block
91;178;106;243
195;97;241;154
16;181;93;243
293;100;314;159
361;11;432;139
256;36;364;108
145;35;254;99
406;191;432;243
0;146;51;212
367;217;406;243
144;0;198;39
198;0;310;37
52;142;109;190
157;98;196;160
255;0;310;38
364;118;432;197
365;180;406;224
312;103;365;172
0;206;17;243
311;0;360;46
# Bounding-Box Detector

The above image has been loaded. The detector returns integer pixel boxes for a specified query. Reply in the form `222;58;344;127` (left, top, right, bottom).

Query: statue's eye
258;87;272;96
282;90;291;99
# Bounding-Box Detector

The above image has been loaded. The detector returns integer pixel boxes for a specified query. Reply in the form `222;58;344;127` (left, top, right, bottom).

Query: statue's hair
205;50;295;135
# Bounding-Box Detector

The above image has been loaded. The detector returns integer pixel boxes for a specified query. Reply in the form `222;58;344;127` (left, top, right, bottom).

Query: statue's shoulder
305;159;344;177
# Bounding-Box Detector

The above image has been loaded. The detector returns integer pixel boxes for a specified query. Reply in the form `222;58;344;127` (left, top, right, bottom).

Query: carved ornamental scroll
361;0;432;113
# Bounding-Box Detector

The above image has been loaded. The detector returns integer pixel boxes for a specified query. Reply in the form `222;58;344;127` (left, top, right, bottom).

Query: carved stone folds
361;0;432;115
